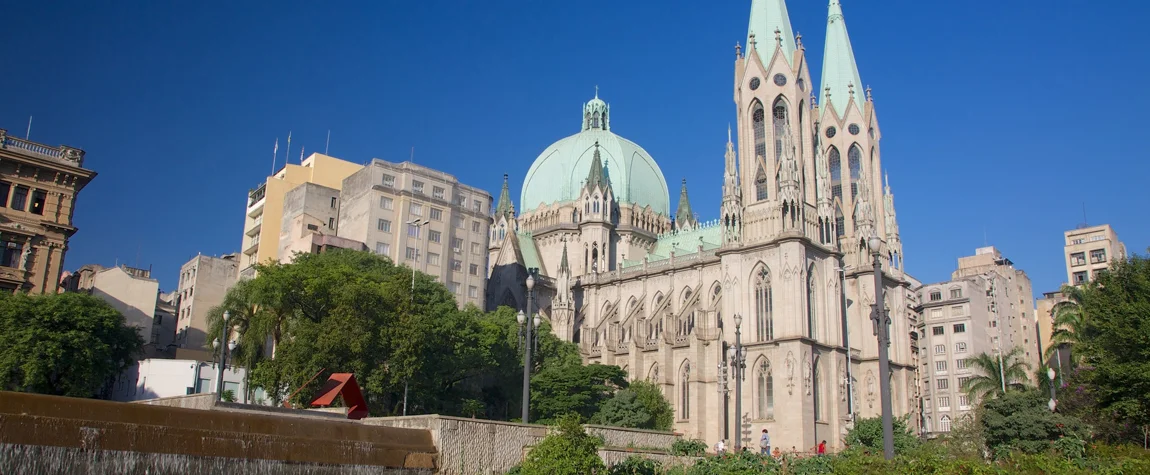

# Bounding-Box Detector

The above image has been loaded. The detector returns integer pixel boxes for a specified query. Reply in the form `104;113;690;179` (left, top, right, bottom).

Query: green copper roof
494;173;514;218
517;231;543;271
521;94;670;215
747;0;796;66
819;0;865;118
675;179;696;228
585;143;608;192
559;240;570;273
642;222;723;264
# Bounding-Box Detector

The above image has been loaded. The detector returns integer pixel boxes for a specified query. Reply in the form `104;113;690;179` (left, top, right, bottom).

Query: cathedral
487;0;918;450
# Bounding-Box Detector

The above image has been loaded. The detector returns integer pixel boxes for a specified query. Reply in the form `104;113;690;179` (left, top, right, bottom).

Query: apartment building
338;159;492;308
0;128;96;293
278;182;366;261
240;153;363;279
917;246;1036;436
1063;224;1125;286
60;264;173;357
176;253;239;351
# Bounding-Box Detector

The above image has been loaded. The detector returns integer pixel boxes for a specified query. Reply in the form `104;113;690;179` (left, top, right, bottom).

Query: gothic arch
812;354;824;422
751;263;774;342
848;144;863;200
754;356;775;420
678;359;693;420
647;362;660;383
807;263;820;340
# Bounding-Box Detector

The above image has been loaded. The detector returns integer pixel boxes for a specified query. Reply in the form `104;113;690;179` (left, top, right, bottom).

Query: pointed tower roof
585;142;608;192
494;173;515;218
747;0;797;65
676;179;696;229
819;0;865;118
559;240;570;274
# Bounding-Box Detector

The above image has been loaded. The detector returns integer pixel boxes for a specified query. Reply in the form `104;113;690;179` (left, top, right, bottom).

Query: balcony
247;183;267;217
242;236;261;255
245;215;263;237
238;265;257;281
0;129;87;168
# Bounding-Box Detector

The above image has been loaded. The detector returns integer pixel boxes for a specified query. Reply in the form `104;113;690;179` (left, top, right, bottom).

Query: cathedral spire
747;0;796;65
582;91;610;131
853;158;876;242
559;239;570;274
819;0;865;117
883;173;900;239
675;179;697;231
585;142;609;192
494;173;515;219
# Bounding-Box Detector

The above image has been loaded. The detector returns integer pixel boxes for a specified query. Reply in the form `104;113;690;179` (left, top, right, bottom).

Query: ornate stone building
0;129;96;294
487;0;916;450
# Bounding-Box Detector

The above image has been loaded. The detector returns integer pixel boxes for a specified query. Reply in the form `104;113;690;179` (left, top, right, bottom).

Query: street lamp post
717;357;730;444
213;310;235;401
1047;367;1057;412
403;218;429;417
727;314;746;450
868;236;895;460
520;268;538;423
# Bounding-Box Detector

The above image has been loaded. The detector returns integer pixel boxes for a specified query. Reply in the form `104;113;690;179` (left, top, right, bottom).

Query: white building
110;358;249;403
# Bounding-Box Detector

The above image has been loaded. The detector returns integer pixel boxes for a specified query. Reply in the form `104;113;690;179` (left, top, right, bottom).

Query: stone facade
485;0;915;451
0;128;96;294
176;253;239;351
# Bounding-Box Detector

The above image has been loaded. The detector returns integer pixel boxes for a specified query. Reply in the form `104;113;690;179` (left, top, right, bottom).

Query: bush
844;416;921;455
607;456;661;475
670;438;708;457
520;414;605;475
981;390;1090;455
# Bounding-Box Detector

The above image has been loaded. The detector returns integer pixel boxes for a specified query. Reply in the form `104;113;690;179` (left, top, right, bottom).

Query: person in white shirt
714;439;726;454
759;429;771;455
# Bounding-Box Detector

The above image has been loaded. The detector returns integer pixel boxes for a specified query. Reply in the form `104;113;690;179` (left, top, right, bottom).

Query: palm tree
1044;285;1087;367
206;279;281;403
961;346;1032;401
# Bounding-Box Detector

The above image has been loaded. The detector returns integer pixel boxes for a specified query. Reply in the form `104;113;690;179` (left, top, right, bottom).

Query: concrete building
485;0;916;449
338;159;492;308
60;264;173;357
240;153;363;279
1063;224;1125;286
109;358;248;403
0;128;96;294
278;182;367;261
917;247;1036;436
176;253;239;351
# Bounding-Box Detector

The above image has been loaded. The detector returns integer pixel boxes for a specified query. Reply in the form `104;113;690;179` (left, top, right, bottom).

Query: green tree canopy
531;363;627;424
0;292;142;397
980;389;1089;455
520;414;605;475
961;346;1032;401
845;416;921;455
590;380;673;431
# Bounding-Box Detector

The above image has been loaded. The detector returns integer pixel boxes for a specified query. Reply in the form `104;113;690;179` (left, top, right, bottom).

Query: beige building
60;264;173;357
486;0;916;449
338;159;492;308
0;128;96;294
917;246;1037;436
176;253;239;351
278;182;367;261
1063;224;1125;286
240;153;363;279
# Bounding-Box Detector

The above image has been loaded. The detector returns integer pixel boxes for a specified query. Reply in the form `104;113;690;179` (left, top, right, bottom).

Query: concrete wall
109;359;247;403
365;415;683;474
90;266;160;344
0;391;436;474
177;254;239;351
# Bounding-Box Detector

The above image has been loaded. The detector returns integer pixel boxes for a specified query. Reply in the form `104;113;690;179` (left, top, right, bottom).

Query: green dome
521;95;670;216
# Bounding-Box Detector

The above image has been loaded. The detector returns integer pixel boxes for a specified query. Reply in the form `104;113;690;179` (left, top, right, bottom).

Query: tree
1045;286;1087;367
1075;253;1150;432
531;363;627;424
520;414;605;475
0;293;142;398
845;416;920;454
961;346;1032;401
980;389;1089;455
591;380;673;431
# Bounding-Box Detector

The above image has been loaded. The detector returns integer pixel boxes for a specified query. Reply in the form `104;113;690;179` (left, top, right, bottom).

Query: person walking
817;440;827;456
759;429;771;455
715;439;726;454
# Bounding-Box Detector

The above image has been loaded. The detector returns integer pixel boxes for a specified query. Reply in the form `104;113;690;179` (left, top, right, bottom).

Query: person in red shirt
817;440;827;456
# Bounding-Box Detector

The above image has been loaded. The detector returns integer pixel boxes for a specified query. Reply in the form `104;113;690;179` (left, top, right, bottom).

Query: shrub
844;416;921;455
670;438;708;457
607;455;661;475
520;414;605;475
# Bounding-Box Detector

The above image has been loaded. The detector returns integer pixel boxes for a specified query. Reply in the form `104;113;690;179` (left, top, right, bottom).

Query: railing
248;183;267;207
238;265;257;280
0;129;85;167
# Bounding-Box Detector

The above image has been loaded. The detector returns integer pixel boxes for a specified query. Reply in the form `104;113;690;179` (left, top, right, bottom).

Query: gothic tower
578;141;615;274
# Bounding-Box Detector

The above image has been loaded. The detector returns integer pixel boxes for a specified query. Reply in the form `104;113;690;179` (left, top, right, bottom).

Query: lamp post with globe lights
520;267;539;423
213;310;237;401
1047;367;1058;412
868;236;895;460
727;313;747;450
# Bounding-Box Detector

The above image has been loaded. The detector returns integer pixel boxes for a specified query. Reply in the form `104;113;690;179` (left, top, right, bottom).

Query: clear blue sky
2;0;1146;296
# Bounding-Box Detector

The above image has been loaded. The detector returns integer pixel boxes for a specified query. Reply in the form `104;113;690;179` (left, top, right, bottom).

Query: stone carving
785;351;796;395
803;354;812;396
20;245;33;271
837;360;846;402
865;371;877;409
60;146;84;164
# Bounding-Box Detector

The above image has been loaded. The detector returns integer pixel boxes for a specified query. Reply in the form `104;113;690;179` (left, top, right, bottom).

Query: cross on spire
775;28;782;46
795;32;803;50
594;85;599;99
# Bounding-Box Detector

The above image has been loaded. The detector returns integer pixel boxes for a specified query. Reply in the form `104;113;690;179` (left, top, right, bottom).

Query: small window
1070;252;1086;266
330;197;337;208
953;323;966;333
472;199;483;213
382;174;395;188
428;230;441;243
380;196;394;210
955;358;967;370
938;396;950;408
30;190;47;215
427;253;440;265
950;305;963;316
451;238;463;252
955;342;967;353
1073;271;1087;285
453;216;464;229
375;242;390;256
959;395;969;407
929;291;942;301
10;186;28;211
1090;249;1107;264
433;186;445;200
0;182;10;208
934;344;945;354
949;288;962;299
451;259;462;272
935;360;947;372
932;326;944;336
469;263;479;276
450;282;461;294
410;203;423;216
937;379;949;390
405;247;418;260
377;219;392;232
957;376;970;388
929;308;943;320
328;217;335;229
407;224;421;238
468;286;478;298
413;180;424;194
471;242;481;255
429;208;443;221
472;221;481;233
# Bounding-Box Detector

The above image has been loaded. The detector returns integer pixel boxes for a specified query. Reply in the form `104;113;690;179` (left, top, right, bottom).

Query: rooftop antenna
1082;202;1088;227
325;130;331;155
271;138;279;174
25;116;32;140
410;147;414;163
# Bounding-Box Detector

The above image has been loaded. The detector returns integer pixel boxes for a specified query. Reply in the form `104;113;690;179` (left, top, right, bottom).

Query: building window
328;217;335;229
934;344;945;354
953;323;966;333
929;291;942;301
958;376;971;388
407;224;421;238
382;174;395;188
1090;249;1107;264
377;219;392;232
813;360;823;421
754;268;774;342
30;190;47;215
956;358;967;370
951;305;963;316
847;145;862;200
959;395;969;407
449;281;461;294
330;197;337;208
413;180;424;194
433;186;445;200
429;208;443;221
930;308;942;320
380;196;394;210
405;247;418;260
451;259;462;272
10;186;28;211
456;194;466;206
938;396;950;408
427;253;440;265
451;238;463;253
752;100;767;163
472;221;481;233
756;360;774;420
939;415;951;432
1;240;24;268
453;216;464;229
473;199;483;213
936;360;948;372
469;263;479;276
0;182;10;207
1094;269;1106;280
1073;271;1087;285
754;168;768;201
932;326;944;336
955;342;967;353
937;379;949;390
428;230;441;243
679;363;691;420
471;242;480;255
950;288;962;299
468;286;478;298
409;203;423;216
807;271;817;339
1070;252;1086;266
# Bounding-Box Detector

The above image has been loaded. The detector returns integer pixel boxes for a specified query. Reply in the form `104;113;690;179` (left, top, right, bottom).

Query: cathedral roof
521;93;670;215
747;0;796;66
819;0;865;118
494;173;514;218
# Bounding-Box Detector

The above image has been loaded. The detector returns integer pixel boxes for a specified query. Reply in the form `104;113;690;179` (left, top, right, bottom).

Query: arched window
807;268;818;339
680;362;691;420
848;145;862;200
593;200;600;214
772;99;788;161
752;102;767;163
939;415;952;432
755;268;773;341
813;359;823;421
829;147;844;237
755;166;768;201
756;360;775;420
